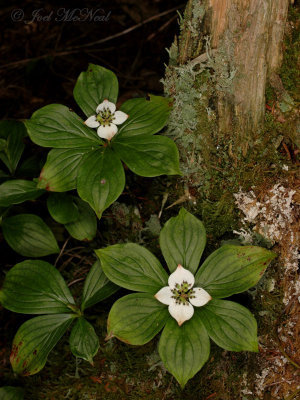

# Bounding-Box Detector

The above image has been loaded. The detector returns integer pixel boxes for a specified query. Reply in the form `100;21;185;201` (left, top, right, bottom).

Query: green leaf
0;260;75;314
81;260;118;311
47;193;79;224
25;104;101;148
0;180;44;207
158;311;210;388
17;154;42;179
113;134;181;177
0;138;6;151
69;318;99;364
197;299;258;352
116;95;171;138
195;245;277;298
10;314;74;376
0;386;24;400
73;64;119;117
107;293;169;345
160;208;206;274
0;120;24;140
64;198;97;241
2;214;59;257
37;148;91;192
0;120;26;174
77;147;125;218
96;243;168;293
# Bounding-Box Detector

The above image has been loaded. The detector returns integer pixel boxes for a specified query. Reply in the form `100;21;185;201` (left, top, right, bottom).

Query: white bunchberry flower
155;264;211;326
84;99;128;140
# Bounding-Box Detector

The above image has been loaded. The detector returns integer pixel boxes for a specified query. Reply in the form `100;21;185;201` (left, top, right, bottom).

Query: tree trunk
178;0;289;152
163;1;299;399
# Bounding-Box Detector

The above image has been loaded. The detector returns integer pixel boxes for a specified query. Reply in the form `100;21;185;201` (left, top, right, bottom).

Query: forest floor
0;1;299;399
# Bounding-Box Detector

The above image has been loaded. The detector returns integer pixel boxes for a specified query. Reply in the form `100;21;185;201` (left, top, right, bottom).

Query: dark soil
0;0;184;119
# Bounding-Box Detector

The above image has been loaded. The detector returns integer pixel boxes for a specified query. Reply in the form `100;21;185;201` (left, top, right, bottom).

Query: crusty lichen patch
234;182;299;304
234;181;300;399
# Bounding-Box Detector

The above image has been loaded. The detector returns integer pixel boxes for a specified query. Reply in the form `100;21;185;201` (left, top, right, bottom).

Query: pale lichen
234;182;300;399
234;184;297;244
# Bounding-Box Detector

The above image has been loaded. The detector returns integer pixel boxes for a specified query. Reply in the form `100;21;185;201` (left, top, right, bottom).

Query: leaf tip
96;210;103;219
178;207;187;215
269;251;277;260
251;340;259;353
175;376;188;389
89;358;95;367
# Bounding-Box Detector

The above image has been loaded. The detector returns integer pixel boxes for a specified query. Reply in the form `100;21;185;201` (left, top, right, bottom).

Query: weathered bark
180;0;289;150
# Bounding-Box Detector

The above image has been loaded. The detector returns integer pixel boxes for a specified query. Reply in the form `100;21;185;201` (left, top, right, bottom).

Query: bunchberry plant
0;120;44;209
0;193;98;257
25;64;181;218
0;120;27;178
96;208;276;387
0;121;97;256
0;260;117;375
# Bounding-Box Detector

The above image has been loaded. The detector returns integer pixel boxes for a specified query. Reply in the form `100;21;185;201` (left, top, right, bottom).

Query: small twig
264;379;290;388
75;357;81;379
281;296;298;315
165;186;196;210
277;342;300;369
54;237;70;267
63;246;86;254
59;256;75;272
205;394;217;400
285;388;300;400
147;15;177;41
63;254;88;262
67;277;85;287
68;5;185;50
0;5;185;70
158;191;169;219
282;142;292;160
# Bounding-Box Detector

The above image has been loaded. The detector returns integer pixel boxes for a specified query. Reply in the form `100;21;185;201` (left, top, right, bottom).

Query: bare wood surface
208;0;289;143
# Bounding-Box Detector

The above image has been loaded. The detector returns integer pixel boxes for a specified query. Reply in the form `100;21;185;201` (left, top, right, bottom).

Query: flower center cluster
171;281;195;305
96;107;114;126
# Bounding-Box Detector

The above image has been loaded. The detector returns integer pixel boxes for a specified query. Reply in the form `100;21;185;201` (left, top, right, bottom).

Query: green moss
280;6;300;101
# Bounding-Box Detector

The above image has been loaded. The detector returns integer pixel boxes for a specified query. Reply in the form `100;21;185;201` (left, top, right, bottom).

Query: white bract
84;99;128;140
155;264;211;326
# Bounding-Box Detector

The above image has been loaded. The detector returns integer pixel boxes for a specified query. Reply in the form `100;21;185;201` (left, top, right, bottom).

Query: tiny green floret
85;99;128;141
172;281;194;305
